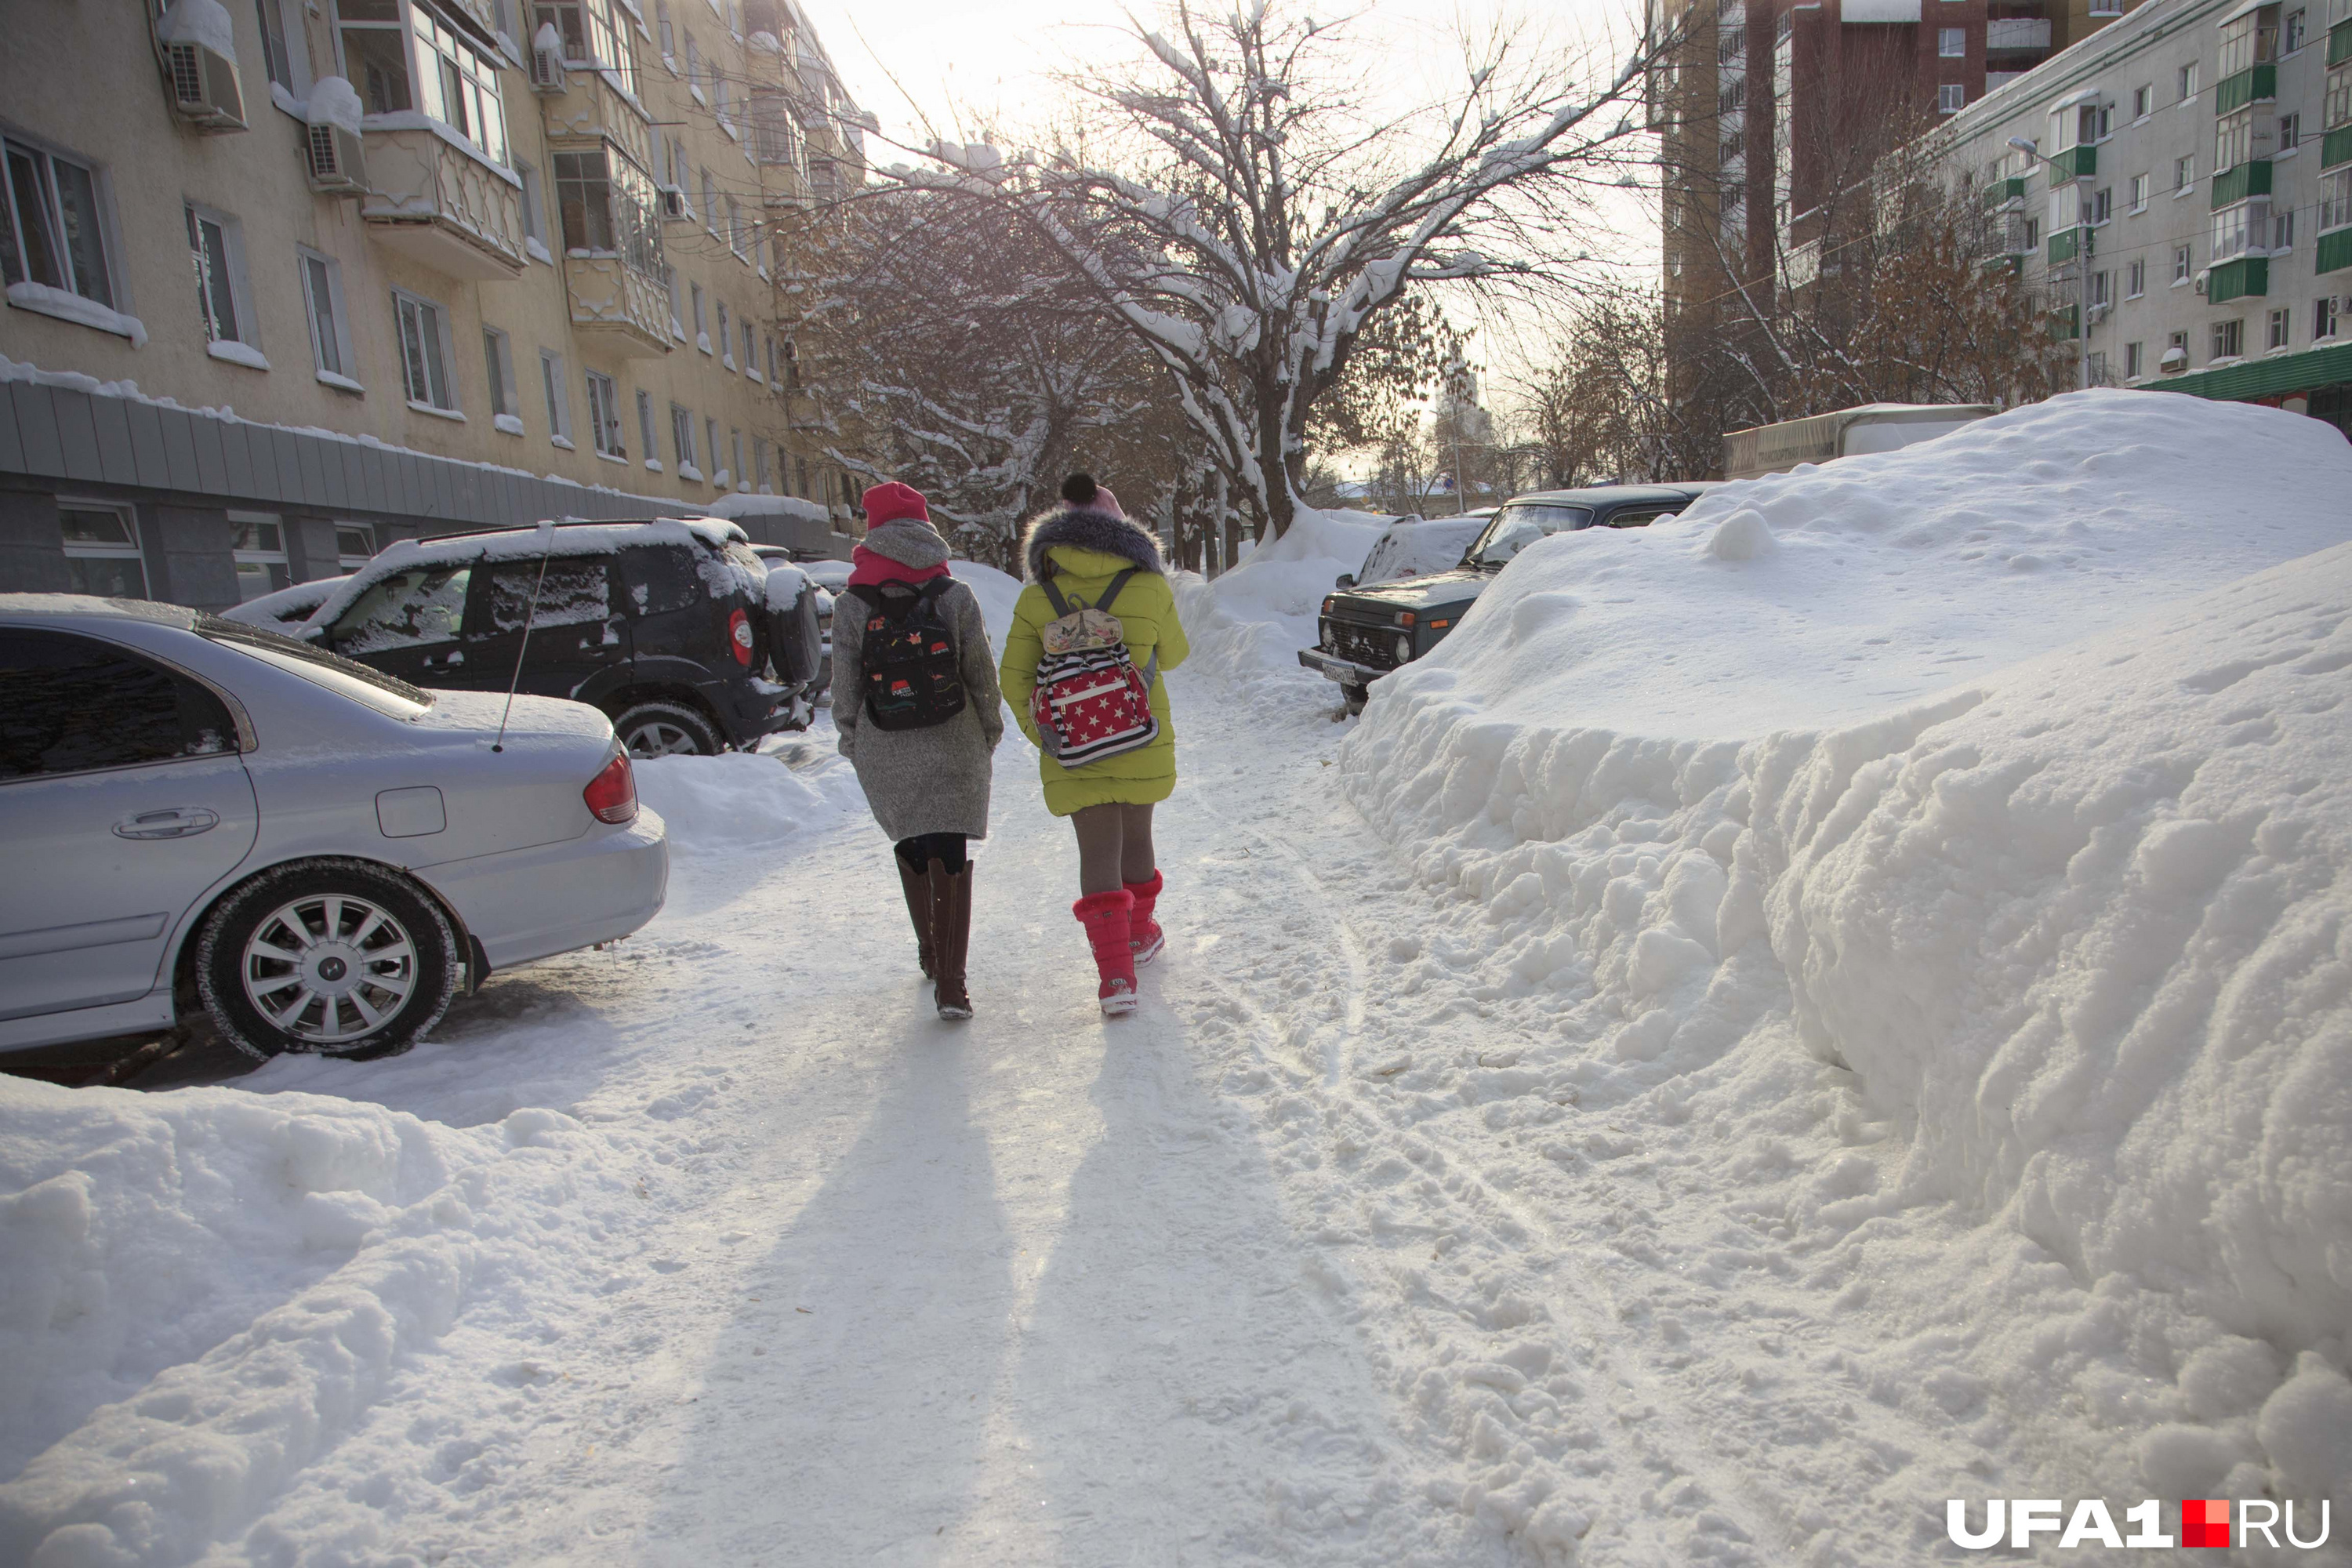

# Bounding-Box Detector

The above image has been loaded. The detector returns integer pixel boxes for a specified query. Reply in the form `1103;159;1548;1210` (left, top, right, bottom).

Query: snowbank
947;558;1021;646
1174;506;1384;708
633;750;862;858
1338;391;2352;1505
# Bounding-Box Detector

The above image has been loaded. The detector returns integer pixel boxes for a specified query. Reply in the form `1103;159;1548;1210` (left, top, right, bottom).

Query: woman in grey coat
832;481;1004;1018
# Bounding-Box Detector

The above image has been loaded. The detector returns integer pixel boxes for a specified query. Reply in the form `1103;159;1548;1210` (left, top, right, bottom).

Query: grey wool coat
830;519;1005;842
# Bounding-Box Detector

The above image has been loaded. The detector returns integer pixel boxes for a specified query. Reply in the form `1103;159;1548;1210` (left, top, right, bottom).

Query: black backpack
844;580;967;731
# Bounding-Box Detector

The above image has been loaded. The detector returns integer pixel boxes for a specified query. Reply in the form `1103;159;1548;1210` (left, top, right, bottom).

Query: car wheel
615;700;721;757
1342;684;1368;717
196;858;459;1062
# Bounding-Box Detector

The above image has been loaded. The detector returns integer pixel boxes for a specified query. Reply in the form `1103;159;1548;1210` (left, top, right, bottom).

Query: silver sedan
0;594;669;1061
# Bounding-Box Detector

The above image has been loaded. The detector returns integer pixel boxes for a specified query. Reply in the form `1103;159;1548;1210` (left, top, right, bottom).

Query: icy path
67;666;2019;1566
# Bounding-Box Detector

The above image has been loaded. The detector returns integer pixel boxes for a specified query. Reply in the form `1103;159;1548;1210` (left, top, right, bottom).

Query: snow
1170;505;1384;706
946;558;1021;642
309;519;753;630
6;285;148;347
216;575;350;630
205;339;270;372
154;0;235;56
760;563;806;613
492;412;524;436
303;75;364;133
699;492;829;526
8;390;2352;1564
1352;513;1490;586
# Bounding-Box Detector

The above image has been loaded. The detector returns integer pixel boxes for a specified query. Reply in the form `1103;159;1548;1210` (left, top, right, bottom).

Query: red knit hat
862;481;930;526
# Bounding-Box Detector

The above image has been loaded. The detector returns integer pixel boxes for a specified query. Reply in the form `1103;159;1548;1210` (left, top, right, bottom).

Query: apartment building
0;0;872;608
1650;0;2145;315
1936;0;2350;429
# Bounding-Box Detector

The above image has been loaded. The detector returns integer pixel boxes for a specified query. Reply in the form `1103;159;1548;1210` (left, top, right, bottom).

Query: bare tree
902;0;1657;540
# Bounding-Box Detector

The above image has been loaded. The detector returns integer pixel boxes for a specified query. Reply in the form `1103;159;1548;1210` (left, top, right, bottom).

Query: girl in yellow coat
999;474;1191;1015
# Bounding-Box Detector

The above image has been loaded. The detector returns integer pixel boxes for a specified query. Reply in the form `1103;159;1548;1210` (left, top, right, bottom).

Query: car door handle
114;807;222;840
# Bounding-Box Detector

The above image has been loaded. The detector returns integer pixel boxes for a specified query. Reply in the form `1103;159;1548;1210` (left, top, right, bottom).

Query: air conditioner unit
305;122;367;193
165;41;248;131
530;40;566;90
659;185;688;221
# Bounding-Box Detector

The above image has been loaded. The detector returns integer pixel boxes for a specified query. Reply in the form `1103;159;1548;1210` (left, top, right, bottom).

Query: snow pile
1338;390;2352;1510
154;0;235;55
947;558;1021;645
633;751;862;858
1174;505;1383;706
303;75;364;132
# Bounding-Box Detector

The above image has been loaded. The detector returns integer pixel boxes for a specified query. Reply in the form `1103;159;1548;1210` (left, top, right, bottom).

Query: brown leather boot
929;860;973;1019
896;854;935;978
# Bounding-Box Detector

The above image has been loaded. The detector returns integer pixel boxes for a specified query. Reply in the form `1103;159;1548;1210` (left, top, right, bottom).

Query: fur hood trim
1021;505;1165;582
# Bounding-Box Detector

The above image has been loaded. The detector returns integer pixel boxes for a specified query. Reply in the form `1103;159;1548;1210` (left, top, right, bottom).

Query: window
2269;307;2291;348
671;401;697;474
483;557;610;631
665;262;683;336
783;337;798;387
2219;5;2279;78
684;31;701;98
299;249;357;387
2025;216;2041;248
1939;82;1965;113
517;159;549;256
394;289;458;411
256;0;301;91
691;281;708;348
795;454;809;496
554;148;662;272
2212;318;2243;360
540;349;573;446
336;523;376;569
655;0;672;58
339;0;415;114
0;629;238;780
2089;186;2111;223
2286;5;2307;49
482;325;519;426
185;204;257;354
2172;243;2192;282
532;0;636;93
2175;154;2195;193
2212;204;2255;260
728;196;747;257
701;168;718;236
714;75;731;131
741;319;757;375
2216;111;2252;172
410;1;510;162
730;428;743;488
230;513;290;601
2316;296;2341;340
329;564;472;652
58;505;147;598
2274;209;2295;249
669;135;691;204
2;136;120;313
717;299;732;366
2132;84;2150;118
2125;257;2146;296
2332;65;2352;132
2125;340;2143;377
764;334;777;383
753;436;770;490
586;368;623;457
2325;169;2352;230
636;387;659;467
2089;269;2111;308
705;416;721;481
2280;111;2301;151
1939;26;1964;55
2179;61;2198;101
2169;328;2190;362
2129;172;2148;212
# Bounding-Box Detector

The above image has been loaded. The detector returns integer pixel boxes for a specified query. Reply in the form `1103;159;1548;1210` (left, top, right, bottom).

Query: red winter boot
1073;889;1138;1017
1123;869;1165;965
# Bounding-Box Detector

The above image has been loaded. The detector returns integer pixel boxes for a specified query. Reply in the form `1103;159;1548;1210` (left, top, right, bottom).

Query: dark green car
1299;485;1715;715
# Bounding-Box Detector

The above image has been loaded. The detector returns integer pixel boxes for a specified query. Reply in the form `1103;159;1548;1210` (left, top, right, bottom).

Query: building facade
1934;0;2351;428
1651;0;2146;317
0;0;872;608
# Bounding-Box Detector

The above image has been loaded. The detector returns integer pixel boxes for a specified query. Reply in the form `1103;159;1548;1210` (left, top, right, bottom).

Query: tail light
728;608;754;666
583;750;638;825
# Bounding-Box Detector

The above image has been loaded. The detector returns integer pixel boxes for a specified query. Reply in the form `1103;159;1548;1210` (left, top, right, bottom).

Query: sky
789;0;1664;416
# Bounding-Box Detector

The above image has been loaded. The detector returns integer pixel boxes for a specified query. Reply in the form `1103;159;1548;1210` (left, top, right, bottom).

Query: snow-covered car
303;520;821;758
1300;485;1717;715
216;575;350;633
0;596;669;1060
1339;511;1494;590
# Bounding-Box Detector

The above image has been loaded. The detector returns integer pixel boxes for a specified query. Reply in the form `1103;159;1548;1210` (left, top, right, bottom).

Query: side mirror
1334;573;1356;590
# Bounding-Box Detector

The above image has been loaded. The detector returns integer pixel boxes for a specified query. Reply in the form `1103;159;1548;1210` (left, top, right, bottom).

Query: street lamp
2009;135;2092;391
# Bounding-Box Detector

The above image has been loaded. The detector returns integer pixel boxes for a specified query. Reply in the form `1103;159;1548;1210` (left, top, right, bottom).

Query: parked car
1339;511;1494;590
302;519;822;758
1300;485;1718;714
217;575;351;633
0;596;668;1060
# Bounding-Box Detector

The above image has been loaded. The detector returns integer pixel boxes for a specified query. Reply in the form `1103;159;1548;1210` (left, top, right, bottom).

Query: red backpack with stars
1030;568;1160;768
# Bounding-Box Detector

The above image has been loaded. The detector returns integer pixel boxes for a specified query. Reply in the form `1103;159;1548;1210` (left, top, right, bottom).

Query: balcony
2054;143;2096;180
539;65;655;172
2325;125;2352;171
2321;227;2352;274
2210;158;2273;208
2329;16;2352;67
1985;17;2051;49
1981;175;2028;209
2213;63;2276;114
2207;255;2268;303
2048;224;2088;264
564;255;673;357
2053;303;2078;340
359;124;526;280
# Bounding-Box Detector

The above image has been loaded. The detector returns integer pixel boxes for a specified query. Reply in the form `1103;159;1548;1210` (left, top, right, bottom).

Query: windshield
198;615;434;719
1468;503;1595;568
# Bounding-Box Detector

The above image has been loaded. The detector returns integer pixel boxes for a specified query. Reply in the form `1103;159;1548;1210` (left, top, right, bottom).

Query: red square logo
2183;1499;2230;1548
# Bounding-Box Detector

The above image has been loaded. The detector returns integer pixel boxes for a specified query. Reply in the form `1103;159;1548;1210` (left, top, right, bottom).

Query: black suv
1300;485;1715;715
307;518;822;756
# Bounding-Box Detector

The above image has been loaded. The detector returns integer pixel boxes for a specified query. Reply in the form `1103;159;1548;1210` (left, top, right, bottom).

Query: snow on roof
155;0;236;55
699;492;831;526
308;519;753;626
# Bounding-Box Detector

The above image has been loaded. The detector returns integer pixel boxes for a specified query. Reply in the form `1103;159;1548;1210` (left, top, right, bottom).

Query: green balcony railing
2214;62;2276;114
2210;158;2274;209
2325;125;2352;171
2321;227;2352;275
2048;225;2086;264
2053;303;2079;341
2328;16;2352;67
2207;255;2269;303
2055;143;2096;180
1980;175;2029;209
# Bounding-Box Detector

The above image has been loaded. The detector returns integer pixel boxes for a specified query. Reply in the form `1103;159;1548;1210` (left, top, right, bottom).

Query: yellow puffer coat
999;542;1191;815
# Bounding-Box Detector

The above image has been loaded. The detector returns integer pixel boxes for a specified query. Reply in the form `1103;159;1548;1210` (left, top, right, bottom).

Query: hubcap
625;719;701;757
241;893;418;1044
